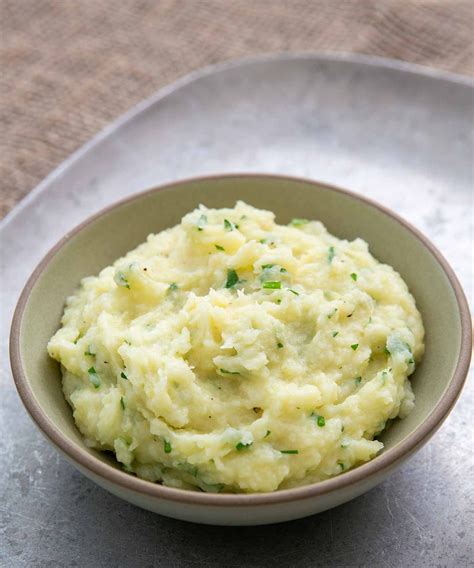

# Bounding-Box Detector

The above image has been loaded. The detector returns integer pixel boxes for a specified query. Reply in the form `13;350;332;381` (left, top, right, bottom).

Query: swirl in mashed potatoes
48;201;424;493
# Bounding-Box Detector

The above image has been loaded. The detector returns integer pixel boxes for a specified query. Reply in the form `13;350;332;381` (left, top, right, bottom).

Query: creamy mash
48;202;424;493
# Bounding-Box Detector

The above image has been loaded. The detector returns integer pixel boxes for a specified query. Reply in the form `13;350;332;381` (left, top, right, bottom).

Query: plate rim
1;51;472;230
9;172;472;508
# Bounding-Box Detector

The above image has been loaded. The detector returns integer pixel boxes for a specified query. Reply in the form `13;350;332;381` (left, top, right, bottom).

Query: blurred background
1;0;473;218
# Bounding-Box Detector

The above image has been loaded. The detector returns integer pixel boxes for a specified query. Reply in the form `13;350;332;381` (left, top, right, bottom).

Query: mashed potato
48;201;424;493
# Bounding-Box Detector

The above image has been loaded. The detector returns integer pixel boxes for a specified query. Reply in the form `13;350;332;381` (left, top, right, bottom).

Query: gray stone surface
1;54;472;567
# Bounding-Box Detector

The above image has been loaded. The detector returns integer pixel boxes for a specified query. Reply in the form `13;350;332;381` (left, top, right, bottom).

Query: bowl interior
17;175;462;476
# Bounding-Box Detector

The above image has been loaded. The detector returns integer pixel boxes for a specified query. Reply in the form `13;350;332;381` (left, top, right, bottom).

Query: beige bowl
10;174;471;525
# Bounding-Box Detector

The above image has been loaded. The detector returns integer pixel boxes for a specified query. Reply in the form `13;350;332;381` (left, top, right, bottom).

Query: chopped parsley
276;298;282;304
224;218;236;231
168;282;179;291
277;342;284;349
215;244;225;251
225;269;239;288
351;343;359;351
236;441;253;451
311;413;325;427
262;263;275;270
259;238;267;244
290;218;308;227
280;267;287;273
328;246;336;264
120;397;125;410
87;367;101;389
220;368;240;375
197;214;208;230
355;376;362;385
114;271;130;289
120;371;128;380
350;273;358;281
263;281;281;289
280;449;299;455
332;331;339;337
164;440;172;453
264;430;271;438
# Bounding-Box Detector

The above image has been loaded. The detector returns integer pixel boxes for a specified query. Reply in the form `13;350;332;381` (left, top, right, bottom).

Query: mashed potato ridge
48;201;424;493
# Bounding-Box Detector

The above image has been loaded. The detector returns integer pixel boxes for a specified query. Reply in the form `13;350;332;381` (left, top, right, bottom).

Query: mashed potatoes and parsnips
48;202;424;493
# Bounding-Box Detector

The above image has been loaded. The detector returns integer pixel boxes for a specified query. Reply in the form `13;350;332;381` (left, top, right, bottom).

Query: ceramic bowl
10;174;471;526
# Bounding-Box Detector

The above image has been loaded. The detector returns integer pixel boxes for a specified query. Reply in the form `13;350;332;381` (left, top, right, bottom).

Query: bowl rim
10;173;472;507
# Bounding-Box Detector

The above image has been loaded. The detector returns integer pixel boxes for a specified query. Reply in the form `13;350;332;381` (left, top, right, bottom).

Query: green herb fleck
224;218;236;231
351;343;359;351
338;461;346;471
355;376;362;385
332;331;339;337
84;345;95;357
280;449;299;455
168;282;179;292
350;273;358;281
327;308;338;319
120;371;128;380
123;340;131;346
236;441;253;451
341;441;349;449
288;289;299;296
262;263;275;270
277;342;284;349
225;269;239;288
120;397;125;410
87;367;101;389
164;440;172;453
197;214;208;231
263;281;281;289
114;271;130;289
276;298;282;304
215;244;225;251
328;246;336;264
290;218;308;227
311;413;325;427
220;368;240;375
384;346;391;355
259;238;267;244
280;267;287;273
264;430;271;438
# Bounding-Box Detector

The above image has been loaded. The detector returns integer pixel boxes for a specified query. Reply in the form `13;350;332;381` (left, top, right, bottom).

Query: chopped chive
220;368;240;375
225;269;239;288
197;214;208;231
215;244;225;251
355;376;362;385
263;281;281;289
332;331;339;337
264;430;271;438
84;345;95;357
224;219;236;231
288;289;299;295
87;367;101;389
164;440;172;453
168;282;179;291
327;308;337;319
120;371;128;380
311;413;325;427
120;397;125;410
351;344;359;351
350;273;358;281
259;238;267;244
114;271;130;289
236;441;253;451
280;267;287;273
280;449;299;455
328;246;336;264
290;218;308;227
277;342;284;349
262;263;275;270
